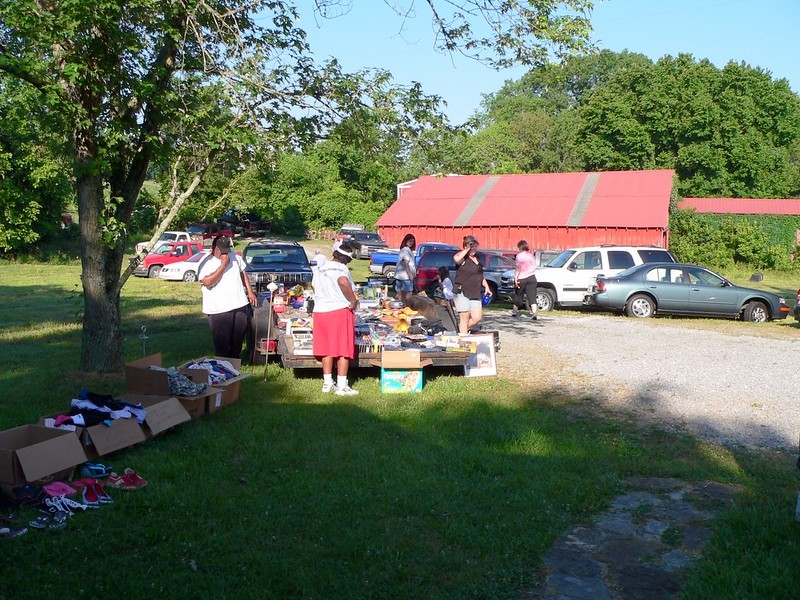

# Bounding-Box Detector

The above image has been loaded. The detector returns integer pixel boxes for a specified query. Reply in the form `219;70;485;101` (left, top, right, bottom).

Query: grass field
0;260;799;598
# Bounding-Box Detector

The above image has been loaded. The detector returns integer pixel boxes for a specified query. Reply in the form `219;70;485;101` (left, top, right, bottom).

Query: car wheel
742;301;768;322
383;265;396;279
148;265;162;278
625;294;655;318
537;288;556;312
183;270;197;283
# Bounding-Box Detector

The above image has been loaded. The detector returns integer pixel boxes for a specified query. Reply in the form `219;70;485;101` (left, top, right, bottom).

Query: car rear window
418;252;457;269
638;249;675;263
608;251;635;269
356;233;383;242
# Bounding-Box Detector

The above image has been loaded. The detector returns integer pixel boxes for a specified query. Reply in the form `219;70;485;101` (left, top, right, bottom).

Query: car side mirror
568;263;577;271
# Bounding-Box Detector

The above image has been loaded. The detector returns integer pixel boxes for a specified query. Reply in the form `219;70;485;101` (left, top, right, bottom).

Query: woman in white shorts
453;235;492;334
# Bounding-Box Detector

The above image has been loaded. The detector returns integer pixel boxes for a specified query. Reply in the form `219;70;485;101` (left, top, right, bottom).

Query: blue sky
297;0;799;124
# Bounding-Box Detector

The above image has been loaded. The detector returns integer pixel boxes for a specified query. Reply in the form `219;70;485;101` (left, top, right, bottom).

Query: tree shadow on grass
1;370;756;599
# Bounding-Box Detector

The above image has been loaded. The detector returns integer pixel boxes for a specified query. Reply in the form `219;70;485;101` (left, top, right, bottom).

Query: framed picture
462;334;497;377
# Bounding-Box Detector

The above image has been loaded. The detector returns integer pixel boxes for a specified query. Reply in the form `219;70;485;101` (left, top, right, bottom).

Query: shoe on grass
321;381;335;393
509;310;519;317
335;385;358;396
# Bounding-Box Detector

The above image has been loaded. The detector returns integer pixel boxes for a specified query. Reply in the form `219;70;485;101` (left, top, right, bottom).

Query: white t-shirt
312;261;354;313
197;253;249;315
394;246;415;281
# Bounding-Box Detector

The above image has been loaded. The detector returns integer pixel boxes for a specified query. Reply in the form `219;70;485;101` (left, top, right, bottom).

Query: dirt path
482;310;800;450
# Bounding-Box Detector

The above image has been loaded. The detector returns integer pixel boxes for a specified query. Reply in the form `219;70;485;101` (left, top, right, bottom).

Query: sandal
29;510;68;530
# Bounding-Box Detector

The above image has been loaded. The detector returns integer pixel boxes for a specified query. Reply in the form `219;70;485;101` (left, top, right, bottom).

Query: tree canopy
0;0;595;372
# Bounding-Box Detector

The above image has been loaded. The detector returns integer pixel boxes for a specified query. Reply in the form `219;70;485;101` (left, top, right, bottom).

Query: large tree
0;0;594;372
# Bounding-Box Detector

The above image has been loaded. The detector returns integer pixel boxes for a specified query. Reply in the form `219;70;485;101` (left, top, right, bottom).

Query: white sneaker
509;310;519;317
322;382;335;393
335;385;359;396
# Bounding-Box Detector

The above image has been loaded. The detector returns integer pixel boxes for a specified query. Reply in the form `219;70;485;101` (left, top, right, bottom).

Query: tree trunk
78;169;125;373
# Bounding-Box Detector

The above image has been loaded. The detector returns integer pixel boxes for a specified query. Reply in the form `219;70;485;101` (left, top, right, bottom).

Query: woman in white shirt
394;233;416;304
197;235;257;359
311;240;359;396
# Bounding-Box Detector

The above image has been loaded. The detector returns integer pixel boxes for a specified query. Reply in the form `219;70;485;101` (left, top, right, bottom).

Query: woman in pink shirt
510;240;538;320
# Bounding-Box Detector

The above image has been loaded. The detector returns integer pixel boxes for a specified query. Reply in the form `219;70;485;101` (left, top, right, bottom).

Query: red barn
678;197;800;215
376;170;674;250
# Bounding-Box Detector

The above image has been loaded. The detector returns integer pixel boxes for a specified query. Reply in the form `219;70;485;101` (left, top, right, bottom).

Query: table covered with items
252;283;499;379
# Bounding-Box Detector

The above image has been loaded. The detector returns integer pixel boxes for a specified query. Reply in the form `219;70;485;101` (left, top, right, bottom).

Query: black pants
208;304;252;360
513;275;537;311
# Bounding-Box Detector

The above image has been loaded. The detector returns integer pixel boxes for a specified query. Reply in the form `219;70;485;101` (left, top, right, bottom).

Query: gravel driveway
483;311;800;450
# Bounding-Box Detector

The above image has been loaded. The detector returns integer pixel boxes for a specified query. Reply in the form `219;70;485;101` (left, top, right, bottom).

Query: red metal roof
678;198;800;215
377;170;675;229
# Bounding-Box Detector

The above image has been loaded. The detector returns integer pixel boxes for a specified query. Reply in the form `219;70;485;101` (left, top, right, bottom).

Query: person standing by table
394;233;417;304
312;240;359;396
453;235;492;334
197;235;257;359
510;239;539;320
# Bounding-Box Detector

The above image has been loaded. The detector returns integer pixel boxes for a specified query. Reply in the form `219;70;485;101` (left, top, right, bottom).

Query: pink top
515;251;537;280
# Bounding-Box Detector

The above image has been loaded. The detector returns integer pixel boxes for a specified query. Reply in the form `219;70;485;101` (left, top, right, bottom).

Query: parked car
793;288;800;321
585;262;790;321
480;249;518;262
201;223;235;245
335;224;365;242
132;241;204;278
414;250;515;304
345;231;388;259
242;240;313;294
218;209;271;236
369;242;459;279
135;231;192;254
501;245;676;311
157;250;210;282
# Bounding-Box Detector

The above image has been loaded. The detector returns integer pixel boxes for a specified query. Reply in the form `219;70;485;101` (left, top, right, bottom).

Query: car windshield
160;233;178;241
357;233;383;242
244;247;309;265
545;250;577;268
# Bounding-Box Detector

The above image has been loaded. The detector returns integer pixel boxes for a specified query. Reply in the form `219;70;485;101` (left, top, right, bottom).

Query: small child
436;266;454;303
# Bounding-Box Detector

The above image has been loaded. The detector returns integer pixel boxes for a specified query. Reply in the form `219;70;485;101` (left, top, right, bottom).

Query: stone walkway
525;477;741;600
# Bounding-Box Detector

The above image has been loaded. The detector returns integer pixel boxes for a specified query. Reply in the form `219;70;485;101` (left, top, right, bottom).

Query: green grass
0;264;799;598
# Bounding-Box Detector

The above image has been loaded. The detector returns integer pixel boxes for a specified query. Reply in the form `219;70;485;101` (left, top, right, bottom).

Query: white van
500;245;676;311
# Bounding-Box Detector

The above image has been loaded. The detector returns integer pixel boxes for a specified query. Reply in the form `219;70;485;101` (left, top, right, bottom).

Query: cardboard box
125;353;224;419
39;413;146;459
372;350;433;394
116;394;191;438
0;425;88;486
179;356;251;406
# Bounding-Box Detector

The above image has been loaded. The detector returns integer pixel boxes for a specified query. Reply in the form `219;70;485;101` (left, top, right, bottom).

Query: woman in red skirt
311;240;359;395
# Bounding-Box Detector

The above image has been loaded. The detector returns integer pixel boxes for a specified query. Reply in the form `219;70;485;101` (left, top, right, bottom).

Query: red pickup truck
133;241;204;278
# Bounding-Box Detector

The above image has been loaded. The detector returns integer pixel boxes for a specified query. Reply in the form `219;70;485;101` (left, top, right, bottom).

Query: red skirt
312;308;355;359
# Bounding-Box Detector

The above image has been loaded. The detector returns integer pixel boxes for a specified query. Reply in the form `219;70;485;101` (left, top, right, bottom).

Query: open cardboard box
0;425;88;487
39;413;146;460
370;350;433;394
125;353;224;419
116;393;191;438
178;356;251;408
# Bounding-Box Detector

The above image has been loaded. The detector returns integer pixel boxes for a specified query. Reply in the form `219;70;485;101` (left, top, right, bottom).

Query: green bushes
670;209;800;271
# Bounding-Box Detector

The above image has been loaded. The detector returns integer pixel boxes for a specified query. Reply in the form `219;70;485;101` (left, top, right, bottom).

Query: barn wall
378;226;668;250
